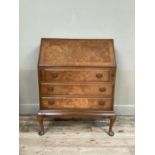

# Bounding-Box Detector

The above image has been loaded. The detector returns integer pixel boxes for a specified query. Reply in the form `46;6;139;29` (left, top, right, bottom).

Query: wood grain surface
40;97;113;110
38;39;116;67
40;83;114;97
39;68;115;82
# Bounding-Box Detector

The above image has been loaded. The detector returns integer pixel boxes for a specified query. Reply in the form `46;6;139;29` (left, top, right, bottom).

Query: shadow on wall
19;46;40;113
114;49;135;105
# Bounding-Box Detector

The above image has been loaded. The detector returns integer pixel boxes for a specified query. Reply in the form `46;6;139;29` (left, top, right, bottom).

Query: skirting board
19;104;135;115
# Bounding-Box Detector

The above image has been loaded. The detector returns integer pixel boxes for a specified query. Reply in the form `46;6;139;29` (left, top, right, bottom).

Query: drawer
39;69;115;82
40;83;113;97
40;97;113;110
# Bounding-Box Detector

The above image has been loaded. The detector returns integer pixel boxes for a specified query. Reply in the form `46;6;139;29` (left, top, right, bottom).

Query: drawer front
40;83;113;97
40;97;113;110
39;69;115;82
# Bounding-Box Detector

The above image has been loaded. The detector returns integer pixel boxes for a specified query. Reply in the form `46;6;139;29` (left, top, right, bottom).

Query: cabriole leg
108;115;116;136
37;115;44;136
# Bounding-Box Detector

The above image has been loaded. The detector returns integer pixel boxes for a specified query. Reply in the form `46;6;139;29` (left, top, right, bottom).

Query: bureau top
38;38;116;67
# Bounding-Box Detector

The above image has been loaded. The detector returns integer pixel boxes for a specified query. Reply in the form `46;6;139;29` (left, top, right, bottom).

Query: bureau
37;38;116;136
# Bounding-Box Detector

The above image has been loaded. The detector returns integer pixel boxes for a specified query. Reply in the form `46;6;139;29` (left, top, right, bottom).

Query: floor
19;116;134;155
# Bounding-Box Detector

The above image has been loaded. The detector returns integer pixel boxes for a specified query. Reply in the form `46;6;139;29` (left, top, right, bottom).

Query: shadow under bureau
37;38;117;136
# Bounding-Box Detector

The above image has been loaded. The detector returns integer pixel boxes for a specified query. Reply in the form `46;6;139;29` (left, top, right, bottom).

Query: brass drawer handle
99;87;106;92
111;72;115;78
51;73;58;78
98;100;105;105
48;100;55;105
96;73;103;79
48;86;54;92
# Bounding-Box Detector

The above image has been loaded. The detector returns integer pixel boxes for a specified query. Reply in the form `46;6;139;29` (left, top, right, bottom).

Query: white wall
19;0;135;115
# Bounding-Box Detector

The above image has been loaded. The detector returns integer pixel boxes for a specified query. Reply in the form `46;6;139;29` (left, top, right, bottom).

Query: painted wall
19;0;135;115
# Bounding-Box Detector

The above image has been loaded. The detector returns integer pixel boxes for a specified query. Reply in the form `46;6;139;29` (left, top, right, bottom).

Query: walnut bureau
37;38;117;136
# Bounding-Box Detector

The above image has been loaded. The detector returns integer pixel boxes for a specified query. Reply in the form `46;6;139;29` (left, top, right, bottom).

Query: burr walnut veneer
37;38;116;136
